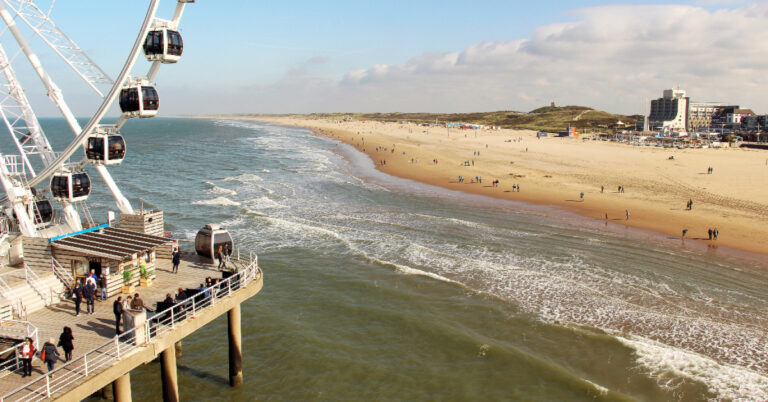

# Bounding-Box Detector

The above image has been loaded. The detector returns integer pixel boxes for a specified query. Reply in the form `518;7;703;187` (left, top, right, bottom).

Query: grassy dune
249;106;642;133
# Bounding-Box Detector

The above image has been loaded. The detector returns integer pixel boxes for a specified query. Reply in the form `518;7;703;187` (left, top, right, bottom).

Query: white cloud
213;2;768;115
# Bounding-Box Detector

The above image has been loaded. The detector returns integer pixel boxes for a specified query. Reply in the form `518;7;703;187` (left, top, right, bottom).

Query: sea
31;117;767;401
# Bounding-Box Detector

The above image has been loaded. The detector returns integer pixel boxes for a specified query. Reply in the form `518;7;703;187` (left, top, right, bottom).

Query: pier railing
0;321;38;375
0;276;25;319
23;264;50;307
1;255;261;402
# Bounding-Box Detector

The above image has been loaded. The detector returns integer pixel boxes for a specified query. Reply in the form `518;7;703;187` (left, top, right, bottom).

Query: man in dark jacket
113;296;123;335
84;280;97;315
73;281;84;317
172;248;181;274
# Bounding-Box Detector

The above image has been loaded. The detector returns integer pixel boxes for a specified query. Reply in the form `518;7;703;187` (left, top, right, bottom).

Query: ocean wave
247;196;286;210
616;334;768;400
223;173;263;183
192;197;241;207
203;181;238;196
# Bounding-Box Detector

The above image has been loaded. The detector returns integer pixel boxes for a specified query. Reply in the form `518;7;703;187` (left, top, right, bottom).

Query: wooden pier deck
0;253;238;397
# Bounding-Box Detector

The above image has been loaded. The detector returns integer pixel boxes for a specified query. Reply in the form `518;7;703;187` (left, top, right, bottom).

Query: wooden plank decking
0;253;225;395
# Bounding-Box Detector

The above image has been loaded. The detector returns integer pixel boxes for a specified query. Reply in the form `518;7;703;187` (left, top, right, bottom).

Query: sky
2;0;766;117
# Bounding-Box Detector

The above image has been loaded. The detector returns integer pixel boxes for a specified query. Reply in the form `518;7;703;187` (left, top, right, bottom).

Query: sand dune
240;116;768;256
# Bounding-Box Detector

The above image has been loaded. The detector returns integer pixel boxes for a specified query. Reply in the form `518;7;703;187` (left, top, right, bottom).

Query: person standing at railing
41;338;60;376
122;296;134;341
114;297;123;335
20;337;35;377
57;327;74;362
73;280;84;317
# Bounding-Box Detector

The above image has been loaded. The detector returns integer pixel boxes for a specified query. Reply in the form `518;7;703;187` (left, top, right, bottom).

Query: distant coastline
200;114;768;257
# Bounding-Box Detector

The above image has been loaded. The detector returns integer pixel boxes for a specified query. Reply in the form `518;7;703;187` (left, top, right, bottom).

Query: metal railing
0;276;25;319
0;320;38;375
22;264;50;307
1;256;261;402
50;257;74;291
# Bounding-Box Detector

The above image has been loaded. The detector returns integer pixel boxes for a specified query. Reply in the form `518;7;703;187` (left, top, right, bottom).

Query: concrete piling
161;346;179;402
228;303;243;387
113;373;132;402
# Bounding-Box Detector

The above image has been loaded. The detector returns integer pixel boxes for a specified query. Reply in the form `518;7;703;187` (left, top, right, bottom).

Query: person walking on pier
113;297;124;335
84;279;97;315
172;247;181;274
20;337;34;377
73;280;84;317
216;244;224;270
41;338;60;375
57;327;74;362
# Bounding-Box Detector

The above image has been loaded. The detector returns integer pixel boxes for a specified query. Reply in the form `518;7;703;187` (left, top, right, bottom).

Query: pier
0;252;262;401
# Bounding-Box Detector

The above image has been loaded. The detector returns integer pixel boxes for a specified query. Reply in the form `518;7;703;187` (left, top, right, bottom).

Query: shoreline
206;115;768;257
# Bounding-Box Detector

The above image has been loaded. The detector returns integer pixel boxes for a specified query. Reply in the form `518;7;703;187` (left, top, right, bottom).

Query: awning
51;227;171;260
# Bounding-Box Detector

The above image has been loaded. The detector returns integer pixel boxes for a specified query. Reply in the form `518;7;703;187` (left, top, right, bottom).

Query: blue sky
2;0;763;117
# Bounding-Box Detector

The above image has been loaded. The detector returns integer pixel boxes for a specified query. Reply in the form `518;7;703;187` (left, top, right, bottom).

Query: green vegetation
122;269;133;283
247;106;641;133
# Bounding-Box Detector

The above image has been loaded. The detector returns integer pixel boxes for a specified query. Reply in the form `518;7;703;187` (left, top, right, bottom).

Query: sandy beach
218;115;768;256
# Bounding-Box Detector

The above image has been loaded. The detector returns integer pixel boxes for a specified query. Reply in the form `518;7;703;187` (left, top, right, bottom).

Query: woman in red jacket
20;337;35;377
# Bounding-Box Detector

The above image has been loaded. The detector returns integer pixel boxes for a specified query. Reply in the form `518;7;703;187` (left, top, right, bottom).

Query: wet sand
220;115;768;256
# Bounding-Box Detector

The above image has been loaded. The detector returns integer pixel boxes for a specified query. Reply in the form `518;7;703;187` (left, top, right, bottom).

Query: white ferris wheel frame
0;0;192;236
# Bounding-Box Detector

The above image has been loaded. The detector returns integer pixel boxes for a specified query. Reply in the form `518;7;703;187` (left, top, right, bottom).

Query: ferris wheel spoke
0;40;55;175
2;0;113;96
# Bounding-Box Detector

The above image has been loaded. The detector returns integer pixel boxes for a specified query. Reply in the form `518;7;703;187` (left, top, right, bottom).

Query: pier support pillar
101;382;114;400
161;346;179;402
113;373;131;402
175;341;182;358
228;303;243;387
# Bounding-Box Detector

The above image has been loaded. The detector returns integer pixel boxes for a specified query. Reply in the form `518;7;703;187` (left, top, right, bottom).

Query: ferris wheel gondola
86;127;126;165
50;171;91;203
144;28;183;63
119;82;160;118
11;197;54;228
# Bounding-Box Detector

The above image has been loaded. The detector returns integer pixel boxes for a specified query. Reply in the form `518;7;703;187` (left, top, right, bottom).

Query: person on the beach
682;229;688;238
625;210;630;220
708;228;713;240
601;185;604;193
605;213;608;220
580;192;584;201
713;228;719;240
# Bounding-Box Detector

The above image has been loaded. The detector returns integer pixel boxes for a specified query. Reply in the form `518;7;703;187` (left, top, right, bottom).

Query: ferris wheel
0;0;194;238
